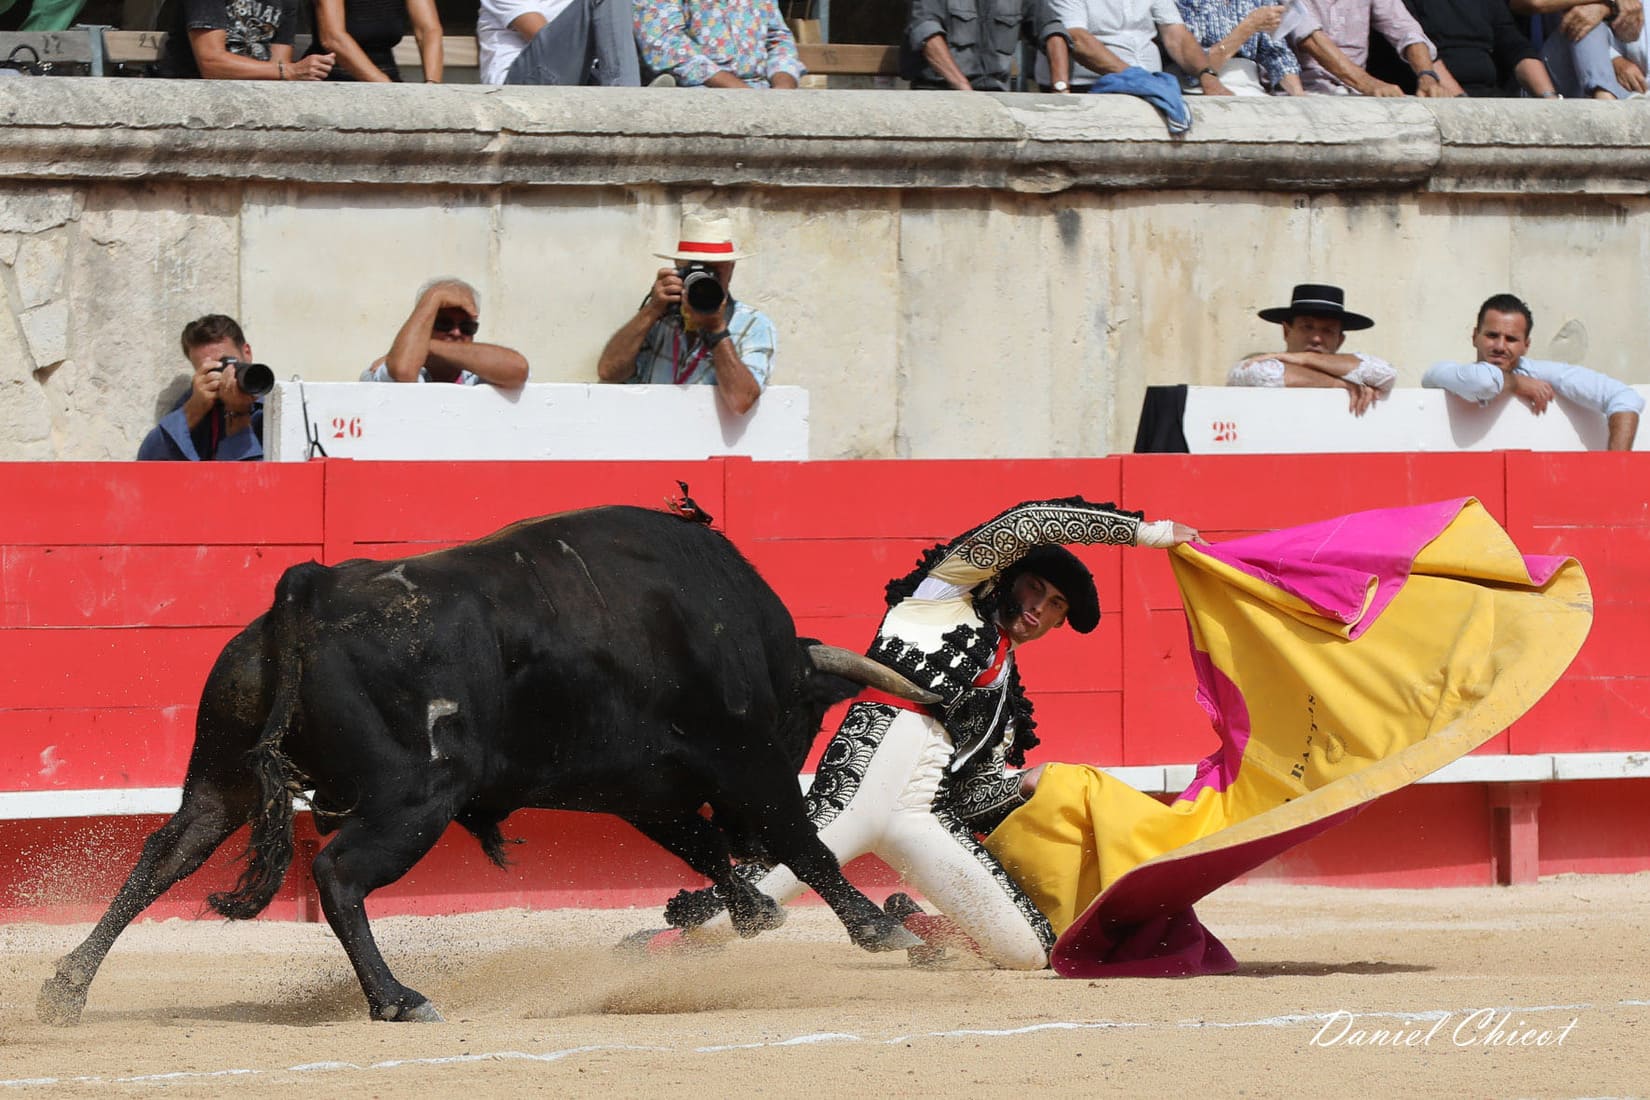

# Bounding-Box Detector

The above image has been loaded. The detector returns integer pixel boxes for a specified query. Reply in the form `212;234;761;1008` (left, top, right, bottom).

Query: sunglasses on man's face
434;317;479;337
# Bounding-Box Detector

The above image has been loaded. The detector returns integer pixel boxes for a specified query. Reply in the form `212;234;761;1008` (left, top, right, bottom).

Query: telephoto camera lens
679;263;726;313
219;356;275;398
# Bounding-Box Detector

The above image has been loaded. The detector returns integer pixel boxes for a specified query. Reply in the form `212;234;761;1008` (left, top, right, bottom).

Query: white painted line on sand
5;1000;1642;1089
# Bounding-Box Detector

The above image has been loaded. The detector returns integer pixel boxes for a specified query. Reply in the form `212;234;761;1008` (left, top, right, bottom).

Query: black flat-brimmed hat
1004;546;1100;634
1257;284;1374;331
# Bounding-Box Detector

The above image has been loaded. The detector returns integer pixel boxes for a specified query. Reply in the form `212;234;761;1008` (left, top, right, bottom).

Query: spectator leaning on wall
1285;0;1466;95
1227;283;1397;417
1172;0;1306;95
361;279;531;386
1423;293;1644;451
1043;0;1235;95
477;0;640;86
157;0;336;80
1402;0;1558;97
596;213;774;415
304;0;446;83
900;0;1074;93
138;315;266;461
634;0;805;88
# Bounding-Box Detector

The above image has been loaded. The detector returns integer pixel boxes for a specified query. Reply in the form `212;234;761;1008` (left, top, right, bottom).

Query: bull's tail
207;562;324;920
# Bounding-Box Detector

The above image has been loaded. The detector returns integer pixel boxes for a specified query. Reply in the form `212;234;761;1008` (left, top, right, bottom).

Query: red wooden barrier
1;455;1647;922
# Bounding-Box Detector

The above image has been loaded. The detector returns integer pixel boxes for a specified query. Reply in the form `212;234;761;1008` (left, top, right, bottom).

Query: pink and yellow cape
984;498;1591;978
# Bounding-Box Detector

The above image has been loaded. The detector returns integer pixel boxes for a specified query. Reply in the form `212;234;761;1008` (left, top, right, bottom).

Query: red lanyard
669;327;717;385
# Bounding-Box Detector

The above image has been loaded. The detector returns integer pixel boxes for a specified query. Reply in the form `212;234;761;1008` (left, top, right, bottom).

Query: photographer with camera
361;278;530;386
596;214;774;415
138;315;271;462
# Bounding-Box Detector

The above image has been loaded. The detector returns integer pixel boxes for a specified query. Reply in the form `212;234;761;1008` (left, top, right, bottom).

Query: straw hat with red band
654;214;754;263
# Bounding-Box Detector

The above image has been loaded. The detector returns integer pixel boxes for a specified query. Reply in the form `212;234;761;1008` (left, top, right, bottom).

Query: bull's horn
808;645;942;705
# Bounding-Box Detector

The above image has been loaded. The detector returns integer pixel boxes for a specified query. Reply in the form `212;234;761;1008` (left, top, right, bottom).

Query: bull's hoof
37;975;87;1026
374;998;444;1023
664;886;724;930
728;892;786;939
851;915;923;953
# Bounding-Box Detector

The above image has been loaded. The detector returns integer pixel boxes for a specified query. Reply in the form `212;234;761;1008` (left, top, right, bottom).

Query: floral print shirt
635;0;806;87
1175;0;1301;89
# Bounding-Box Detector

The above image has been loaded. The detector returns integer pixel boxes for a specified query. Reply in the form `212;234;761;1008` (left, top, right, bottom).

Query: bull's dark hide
39;504;917;1025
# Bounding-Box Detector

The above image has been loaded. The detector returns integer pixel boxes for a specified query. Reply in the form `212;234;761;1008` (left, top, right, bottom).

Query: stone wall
2;81;1648;460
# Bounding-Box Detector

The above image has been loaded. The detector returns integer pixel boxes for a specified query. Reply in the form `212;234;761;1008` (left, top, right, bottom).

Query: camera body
212;355;275;398
676;262;727;315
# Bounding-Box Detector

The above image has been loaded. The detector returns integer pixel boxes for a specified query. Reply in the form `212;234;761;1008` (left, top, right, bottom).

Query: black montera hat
1007;546;1100;634
1257;284;1375;331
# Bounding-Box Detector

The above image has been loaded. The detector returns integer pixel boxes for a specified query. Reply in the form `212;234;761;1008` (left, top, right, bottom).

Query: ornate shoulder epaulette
883;542;951;607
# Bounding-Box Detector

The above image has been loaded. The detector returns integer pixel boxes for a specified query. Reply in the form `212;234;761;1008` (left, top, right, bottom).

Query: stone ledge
8;81;1639;194
1422;98;1650;194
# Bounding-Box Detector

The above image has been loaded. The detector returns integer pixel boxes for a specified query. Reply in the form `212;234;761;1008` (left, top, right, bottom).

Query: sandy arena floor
2;874;1646;1098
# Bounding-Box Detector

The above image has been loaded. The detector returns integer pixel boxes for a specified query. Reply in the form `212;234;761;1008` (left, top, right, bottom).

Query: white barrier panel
1181;386;1650;454
9;753;1648;820
264;382;809;462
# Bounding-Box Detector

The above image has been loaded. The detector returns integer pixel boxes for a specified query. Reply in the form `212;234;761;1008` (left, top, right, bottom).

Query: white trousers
692;707;1050;970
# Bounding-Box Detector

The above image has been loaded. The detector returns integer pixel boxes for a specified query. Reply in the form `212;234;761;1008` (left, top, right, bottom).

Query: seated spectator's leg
590;0;640;85
505;0;595;85
1543;24;1629;98
1575;22;1629;97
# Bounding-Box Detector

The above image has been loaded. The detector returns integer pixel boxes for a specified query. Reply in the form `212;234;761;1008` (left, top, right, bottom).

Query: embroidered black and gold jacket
866;497;1143;829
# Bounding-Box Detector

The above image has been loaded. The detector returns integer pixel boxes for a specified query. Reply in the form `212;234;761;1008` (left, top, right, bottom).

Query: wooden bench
798;43;897;78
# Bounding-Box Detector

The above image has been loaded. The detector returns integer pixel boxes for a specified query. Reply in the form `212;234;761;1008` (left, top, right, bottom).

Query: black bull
38;505;925;1024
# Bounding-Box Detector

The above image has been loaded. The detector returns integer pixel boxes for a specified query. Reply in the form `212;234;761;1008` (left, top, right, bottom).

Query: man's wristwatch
1052;80;1070;92
1198;66;1219;79
1417;68;1440;82
1603;0;1620;23
700;328;731;350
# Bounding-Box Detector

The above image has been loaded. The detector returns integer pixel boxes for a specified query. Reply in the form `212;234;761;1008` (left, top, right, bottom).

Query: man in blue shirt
138;315;265;461
596;214;775;415
1424;293;1643;450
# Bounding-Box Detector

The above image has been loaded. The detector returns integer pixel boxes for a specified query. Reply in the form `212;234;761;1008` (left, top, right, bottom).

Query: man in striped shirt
597;214;775;415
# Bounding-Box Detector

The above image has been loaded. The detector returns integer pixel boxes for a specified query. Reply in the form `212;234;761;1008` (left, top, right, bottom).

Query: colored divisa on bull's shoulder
39;503;922;1026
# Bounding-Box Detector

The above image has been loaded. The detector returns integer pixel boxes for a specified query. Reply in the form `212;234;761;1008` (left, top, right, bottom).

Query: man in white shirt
478;0;639;86
1046;0;1234;93
1227;283;1397;417
1424;293;1643;451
